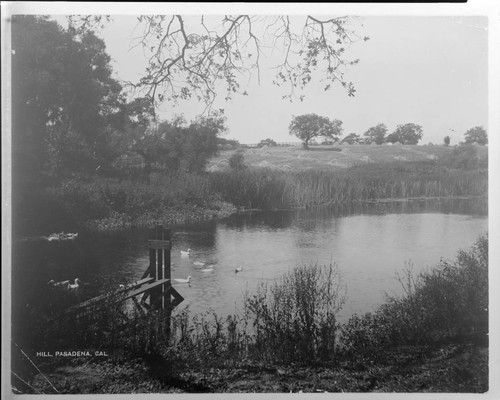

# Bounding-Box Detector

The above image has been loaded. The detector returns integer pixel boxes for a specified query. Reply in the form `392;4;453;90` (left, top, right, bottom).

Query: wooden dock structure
64;225;184;323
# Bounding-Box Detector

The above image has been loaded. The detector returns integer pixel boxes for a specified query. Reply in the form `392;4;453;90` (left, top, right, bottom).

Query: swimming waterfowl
235;266;243;273
45;232;79;241
47;279;70;287
173;276;192;284
67;278;81;290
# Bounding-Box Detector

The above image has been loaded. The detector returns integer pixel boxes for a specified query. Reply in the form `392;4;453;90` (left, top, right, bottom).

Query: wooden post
148;227;156;308
148;224;172;310
163;228;171;307
155;224;163;309
163;228;172;341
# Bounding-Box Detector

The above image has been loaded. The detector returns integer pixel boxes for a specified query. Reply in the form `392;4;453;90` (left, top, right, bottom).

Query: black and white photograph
2;1;499;397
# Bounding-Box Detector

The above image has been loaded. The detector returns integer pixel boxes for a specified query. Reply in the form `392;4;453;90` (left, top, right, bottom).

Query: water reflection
217;197;487;234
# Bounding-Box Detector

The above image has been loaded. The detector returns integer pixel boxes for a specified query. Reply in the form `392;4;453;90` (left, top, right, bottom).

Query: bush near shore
21;235;488;394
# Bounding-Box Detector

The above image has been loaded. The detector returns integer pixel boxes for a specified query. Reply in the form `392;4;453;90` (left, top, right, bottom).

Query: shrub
257;138;277;147
440;144;488;170
244;263;345;363
340;235;488;354
228;150;247;171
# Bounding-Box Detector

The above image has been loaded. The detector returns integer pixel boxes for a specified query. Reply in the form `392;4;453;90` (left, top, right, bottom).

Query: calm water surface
12;198;488;324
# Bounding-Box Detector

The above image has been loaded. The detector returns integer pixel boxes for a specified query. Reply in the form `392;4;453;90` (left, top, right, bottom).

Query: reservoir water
12;198;488;325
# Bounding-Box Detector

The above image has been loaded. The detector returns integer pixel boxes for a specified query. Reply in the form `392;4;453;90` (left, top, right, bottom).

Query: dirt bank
26;343;487;394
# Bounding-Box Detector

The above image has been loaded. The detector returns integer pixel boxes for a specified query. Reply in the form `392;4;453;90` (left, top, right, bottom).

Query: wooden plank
115;278;171;302
148;240;171;249
162;286;184;308
140;265;152;280
129;277;155;288
64;277;155;314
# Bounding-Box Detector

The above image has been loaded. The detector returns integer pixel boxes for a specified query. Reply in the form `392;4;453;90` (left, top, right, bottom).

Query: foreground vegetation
14;236;488;393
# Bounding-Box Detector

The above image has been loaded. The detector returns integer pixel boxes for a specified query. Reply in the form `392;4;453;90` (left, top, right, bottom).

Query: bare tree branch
69;14;368;112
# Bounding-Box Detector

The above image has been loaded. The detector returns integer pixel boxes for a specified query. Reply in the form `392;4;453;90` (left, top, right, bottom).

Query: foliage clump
464;126;487;145
228;150;247;171
440;144;488;170
386;123;423;145
340;235;488;355
244;263;345;363
289;114;343;149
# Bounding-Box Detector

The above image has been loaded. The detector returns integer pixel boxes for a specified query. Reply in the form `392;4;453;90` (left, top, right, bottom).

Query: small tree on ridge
363;123;388;145
464;126;487;145
390;123;423;145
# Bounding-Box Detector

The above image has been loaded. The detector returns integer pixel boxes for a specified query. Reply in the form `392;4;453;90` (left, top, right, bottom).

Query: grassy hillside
207;144;488;172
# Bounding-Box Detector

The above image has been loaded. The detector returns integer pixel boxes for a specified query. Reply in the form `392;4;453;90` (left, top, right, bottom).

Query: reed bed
210;162;488;210
19;158;486;235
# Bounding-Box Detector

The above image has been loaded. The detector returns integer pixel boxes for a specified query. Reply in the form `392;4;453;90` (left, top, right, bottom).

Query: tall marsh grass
210;161;487;210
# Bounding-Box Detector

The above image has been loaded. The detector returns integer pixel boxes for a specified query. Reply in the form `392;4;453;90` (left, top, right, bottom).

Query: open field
207;144;488;172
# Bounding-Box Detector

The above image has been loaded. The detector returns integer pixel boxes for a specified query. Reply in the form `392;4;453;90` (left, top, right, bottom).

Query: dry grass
207;144;486;172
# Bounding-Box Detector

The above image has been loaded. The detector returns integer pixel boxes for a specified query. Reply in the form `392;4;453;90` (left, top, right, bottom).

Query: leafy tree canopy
258;138;277;147
341;133;363;145
464;126;487;145
363;123;387;145
289;114;343;149
228;149;247;171
11;15;149;177
132;112;227;174
388;123;423;145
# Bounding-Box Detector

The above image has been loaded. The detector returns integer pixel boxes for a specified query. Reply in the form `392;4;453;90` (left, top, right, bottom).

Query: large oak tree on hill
289;114;343;149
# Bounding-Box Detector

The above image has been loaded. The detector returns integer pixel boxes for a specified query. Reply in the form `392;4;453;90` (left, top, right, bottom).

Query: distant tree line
287;114;487;148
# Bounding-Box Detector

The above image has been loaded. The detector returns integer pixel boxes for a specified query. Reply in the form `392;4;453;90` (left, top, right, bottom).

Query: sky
48;13;489;146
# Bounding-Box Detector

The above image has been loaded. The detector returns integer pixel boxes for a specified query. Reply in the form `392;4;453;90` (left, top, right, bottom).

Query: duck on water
47;278;81;290
173;276;192;284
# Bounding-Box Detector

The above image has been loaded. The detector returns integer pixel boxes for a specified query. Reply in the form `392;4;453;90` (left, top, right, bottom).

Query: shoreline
13;194;487;240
